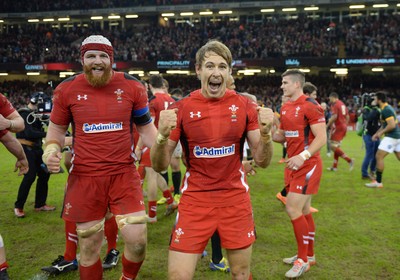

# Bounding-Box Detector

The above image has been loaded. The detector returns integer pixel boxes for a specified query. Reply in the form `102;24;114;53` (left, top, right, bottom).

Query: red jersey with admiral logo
330;99;348;129
50;72;151;176
0;94;16;138
280;94;325;158
149;92;175;128
169;89;259;207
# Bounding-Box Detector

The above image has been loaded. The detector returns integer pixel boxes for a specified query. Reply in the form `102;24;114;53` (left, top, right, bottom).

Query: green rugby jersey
380;103;400;139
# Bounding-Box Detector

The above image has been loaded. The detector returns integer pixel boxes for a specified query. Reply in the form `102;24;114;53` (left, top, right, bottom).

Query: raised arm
150;109;178;172
246;107;274;168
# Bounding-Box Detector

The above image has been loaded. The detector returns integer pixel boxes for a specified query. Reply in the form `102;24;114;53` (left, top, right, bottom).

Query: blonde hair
195;40;232;68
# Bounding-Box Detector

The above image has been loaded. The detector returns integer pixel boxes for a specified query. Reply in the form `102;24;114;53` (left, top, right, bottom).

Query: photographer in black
14;92;55;218
360;93;381;180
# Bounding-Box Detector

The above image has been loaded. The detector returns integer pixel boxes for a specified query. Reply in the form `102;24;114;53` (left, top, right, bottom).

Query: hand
158;109;178;137
372;132;381;141
45;151;63;173
14;158;29;176
243;160;257;176
257;107;274;135
134;148;142;162
285;155;305;171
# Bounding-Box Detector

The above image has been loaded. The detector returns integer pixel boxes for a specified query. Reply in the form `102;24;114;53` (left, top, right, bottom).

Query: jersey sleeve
246;98;259;132
0;94;16;118
132;83;152;126
50;83;72;126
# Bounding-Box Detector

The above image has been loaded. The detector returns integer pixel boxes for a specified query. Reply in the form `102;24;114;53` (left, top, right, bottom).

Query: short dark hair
329;92;339;99
375;91;387;102
303;82;317;95
149;74;164;88
281;69;305;87
170;88;183;96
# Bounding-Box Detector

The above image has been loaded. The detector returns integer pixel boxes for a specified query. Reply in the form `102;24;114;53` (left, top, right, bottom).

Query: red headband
80;35;114;63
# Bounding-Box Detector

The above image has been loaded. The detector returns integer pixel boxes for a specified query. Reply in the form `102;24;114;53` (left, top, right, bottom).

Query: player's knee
230;266;250;280
131;241;146;256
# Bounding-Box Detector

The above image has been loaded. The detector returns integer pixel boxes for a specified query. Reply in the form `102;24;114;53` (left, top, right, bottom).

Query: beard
83;64;113;87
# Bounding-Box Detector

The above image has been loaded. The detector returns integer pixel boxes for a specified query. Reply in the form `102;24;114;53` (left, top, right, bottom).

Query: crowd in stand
1;14;399;64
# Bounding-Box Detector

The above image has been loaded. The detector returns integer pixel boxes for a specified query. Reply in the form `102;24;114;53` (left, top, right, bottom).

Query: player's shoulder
54;74;82;94
305;96;319;106
0;93;8;102
117;72;146;89
149;95;156;103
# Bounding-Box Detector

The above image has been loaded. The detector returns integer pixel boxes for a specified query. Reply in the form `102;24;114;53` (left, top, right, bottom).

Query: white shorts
173;141;182;158
378;136;400;153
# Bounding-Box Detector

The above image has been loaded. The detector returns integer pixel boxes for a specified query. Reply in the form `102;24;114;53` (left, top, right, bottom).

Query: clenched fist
257;107;274;135
158;108;178;137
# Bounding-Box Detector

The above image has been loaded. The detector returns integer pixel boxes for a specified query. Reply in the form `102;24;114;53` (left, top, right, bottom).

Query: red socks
148;201;157;218
291;215;309;263
121;254;143;280
64;220;78;261
0;262;9;271
105;216;118;252
304;213;315;257
333;147;352;168
163;190;174;205
79;258;102;279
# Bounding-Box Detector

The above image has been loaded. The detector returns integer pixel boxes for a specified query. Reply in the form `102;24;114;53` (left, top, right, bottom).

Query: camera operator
14;92;55;218
360;93;381;180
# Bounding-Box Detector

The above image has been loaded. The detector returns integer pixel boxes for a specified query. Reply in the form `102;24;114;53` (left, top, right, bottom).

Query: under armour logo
190;111;201;118
296;185;303;190
282;111;286;115
77;95;87;100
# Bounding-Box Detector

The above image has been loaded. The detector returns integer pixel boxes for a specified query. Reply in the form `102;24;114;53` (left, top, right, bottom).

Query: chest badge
229;104;239;122
295;106;301;117
115;89;124;102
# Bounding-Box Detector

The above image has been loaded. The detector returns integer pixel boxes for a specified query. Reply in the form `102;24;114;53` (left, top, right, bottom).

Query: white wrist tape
299;150;311;160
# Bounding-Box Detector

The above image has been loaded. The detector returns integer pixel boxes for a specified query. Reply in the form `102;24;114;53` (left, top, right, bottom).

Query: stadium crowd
1;14;399;64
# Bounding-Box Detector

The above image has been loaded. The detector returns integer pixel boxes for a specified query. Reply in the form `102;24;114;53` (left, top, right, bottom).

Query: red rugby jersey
280;94;325;158
51;72;151;175
169;89;259;207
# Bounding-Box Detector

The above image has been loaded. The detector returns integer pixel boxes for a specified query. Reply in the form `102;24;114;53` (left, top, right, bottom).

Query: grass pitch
0;131;399;279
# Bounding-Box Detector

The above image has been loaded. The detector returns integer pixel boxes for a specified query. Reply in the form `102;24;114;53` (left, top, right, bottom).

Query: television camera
361;92;376;108
354;92;376;109
26;92;53;125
